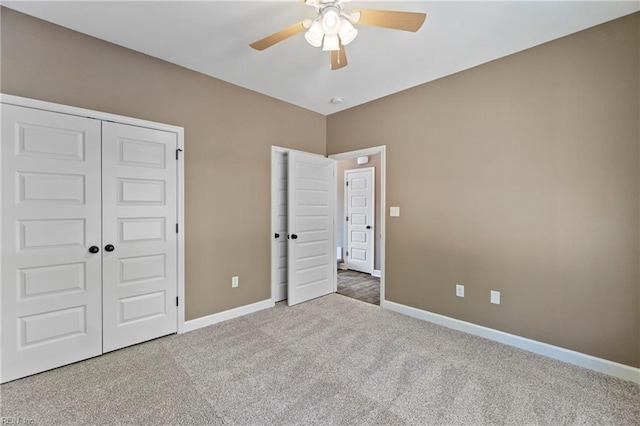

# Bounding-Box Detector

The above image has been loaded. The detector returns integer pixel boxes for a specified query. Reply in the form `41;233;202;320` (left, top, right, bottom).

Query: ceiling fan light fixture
322;34;340;51
321;8;341;35
338;18;358;45
304;20;324;47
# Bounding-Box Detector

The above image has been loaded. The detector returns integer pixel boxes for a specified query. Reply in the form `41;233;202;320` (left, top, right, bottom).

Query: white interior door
272;150;288;302
102;122;177;352
345;168;374;274
1;104;103;383
287;151;335;306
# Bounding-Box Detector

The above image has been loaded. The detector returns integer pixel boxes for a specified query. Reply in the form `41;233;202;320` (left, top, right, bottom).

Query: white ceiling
4;1;639;115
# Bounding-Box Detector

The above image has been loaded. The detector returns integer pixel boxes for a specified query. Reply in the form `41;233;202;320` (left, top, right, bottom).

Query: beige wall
336;154;382;270
328;14;640;367
0;8;327;321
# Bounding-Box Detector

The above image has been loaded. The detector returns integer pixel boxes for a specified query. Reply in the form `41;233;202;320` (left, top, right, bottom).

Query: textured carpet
1;294;639;425
337;269;380;305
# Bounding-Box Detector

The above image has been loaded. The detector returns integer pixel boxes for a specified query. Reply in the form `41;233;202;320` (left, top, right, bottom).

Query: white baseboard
382;300;640;384
338;263;348;270
182;298;274;333
372;269;381;277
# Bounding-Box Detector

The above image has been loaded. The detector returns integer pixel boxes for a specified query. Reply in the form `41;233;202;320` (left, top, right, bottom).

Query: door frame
343;167;375;274
270;145;386;304
0;94;187;334
329;146;386;303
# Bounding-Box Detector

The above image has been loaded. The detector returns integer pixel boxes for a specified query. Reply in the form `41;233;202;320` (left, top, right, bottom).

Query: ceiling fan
250;0;426;70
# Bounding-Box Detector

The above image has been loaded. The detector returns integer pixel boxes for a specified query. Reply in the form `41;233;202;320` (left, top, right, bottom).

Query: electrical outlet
232;276;239;288
456;284;465;298
491;290;500;305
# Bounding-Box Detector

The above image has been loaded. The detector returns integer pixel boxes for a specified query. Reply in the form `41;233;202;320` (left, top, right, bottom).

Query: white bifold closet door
1;105;178;382
287;151;335;306
102;122;177;352
1;105;103;383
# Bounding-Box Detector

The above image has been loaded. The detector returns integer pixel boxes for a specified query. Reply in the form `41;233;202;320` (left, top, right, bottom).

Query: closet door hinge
176;297;179;307
176;223;179;234
346;216;348;221
346;181;349;186
176;148;183;160
346;251;349;257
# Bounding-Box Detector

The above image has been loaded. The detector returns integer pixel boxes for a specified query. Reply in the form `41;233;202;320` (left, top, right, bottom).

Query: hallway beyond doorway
336;270;380;305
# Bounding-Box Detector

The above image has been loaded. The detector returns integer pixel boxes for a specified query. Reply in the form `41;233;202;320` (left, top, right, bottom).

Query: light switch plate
491;290;500;305
390;206;400;217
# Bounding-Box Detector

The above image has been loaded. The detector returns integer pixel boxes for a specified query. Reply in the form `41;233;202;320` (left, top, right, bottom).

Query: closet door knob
105;244;115;252
291;234;298;240
366;226;372;229
275;233;280;239
89;246;100;254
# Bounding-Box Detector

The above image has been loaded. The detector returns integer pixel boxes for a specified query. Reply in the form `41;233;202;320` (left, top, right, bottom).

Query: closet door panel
102;122;177;352
1;104;103;383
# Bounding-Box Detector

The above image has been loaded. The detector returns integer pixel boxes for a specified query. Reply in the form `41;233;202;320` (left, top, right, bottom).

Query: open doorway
330;147;386;306
270;145;385;308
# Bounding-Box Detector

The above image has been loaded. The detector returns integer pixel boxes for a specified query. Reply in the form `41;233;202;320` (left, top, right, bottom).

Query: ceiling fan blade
330;43;348;70
353;9;426;32
250;21;307;51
